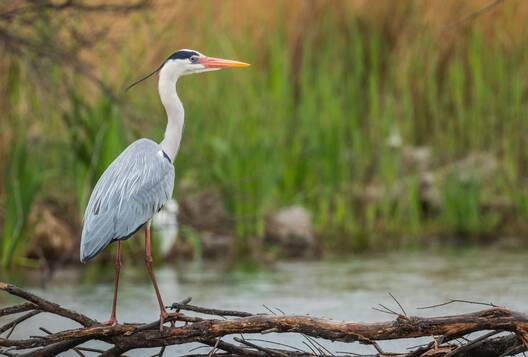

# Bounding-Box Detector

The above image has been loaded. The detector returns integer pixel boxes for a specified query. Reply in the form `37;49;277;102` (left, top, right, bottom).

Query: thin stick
201;338;264;357
39;327;86;357
234;337;288;357
169;302;253;318
418;299;498;310
388;292;407;317
245;338;305;353
0;303;36;317
444;331;501;357
262;305;277;315
0;311;40;335
0;282;97;327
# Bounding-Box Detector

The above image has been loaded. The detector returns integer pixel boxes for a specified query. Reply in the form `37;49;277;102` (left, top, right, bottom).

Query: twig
245;338;306;353
418;299;498;310
39;327;88;357
201;338;265;357
304;334;334;356
302;340;319;356
444;331;501;357
234;337;288;357
0;282;97;327
275;307;286;315
302;335;324;356
0;304;36;317
371;307;398;317
388;292;407;317
370;341;385;355
0;311;40;336
262;305;277;316
169;302;253;318
208;338;220;356
75;346;105;354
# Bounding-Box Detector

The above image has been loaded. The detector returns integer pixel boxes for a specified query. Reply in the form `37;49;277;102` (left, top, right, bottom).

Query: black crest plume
126;63;164;91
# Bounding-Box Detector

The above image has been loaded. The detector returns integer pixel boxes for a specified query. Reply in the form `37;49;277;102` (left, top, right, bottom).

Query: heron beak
199;56;250;69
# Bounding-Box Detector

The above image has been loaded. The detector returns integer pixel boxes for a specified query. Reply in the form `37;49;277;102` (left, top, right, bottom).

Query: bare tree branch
0;0;149;96
1;282;527;356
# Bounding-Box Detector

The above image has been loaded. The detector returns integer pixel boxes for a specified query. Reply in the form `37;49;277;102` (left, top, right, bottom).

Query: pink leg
144;221;170;330
104;241;121;326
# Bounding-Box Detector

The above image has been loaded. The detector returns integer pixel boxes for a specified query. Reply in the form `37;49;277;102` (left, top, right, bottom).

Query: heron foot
159;311;182;331
159;310;168;332
102;318;118;327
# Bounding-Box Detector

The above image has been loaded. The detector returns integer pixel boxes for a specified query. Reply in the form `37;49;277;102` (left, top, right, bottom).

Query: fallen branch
0;282;527;356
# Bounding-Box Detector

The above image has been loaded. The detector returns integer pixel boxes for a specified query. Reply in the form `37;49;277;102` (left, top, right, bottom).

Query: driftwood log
0;282;527;356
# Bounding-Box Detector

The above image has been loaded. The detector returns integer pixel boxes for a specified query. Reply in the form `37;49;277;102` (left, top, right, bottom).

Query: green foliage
1;134;44;268
63;93;127;213
1;64;44;267
2;9;528;261
168;17;527;250
441;175;483;236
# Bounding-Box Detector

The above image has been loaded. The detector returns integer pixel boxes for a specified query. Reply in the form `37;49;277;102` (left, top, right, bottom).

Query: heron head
127;49;249;90
162;49;250;77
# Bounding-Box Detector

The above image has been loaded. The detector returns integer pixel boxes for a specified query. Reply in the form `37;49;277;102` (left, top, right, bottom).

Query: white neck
158;72;184;162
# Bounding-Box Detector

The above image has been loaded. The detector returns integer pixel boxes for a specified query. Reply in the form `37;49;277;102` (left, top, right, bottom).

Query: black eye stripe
167;50;199;61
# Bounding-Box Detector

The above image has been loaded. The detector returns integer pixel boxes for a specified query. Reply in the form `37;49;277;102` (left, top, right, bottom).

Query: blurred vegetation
1;0;528;267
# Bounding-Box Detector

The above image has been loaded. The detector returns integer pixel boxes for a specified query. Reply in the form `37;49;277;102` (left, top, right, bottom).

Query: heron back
80;139;175;262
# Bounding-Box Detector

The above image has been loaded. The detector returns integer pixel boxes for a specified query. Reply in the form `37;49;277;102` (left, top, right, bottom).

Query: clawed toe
167;312;182;327
159;311;182;330
102;318;118;327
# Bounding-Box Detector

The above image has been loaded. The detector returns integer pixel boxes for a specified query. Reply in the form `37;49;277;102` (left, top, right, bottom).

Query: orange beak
199;56;250;68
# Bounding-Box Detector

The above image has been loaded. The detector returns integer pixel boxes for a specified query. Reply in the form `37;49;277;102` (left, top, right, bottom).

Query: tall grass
2;1;528;263
1;64;44;267
165;10;528;250
63;93;127;212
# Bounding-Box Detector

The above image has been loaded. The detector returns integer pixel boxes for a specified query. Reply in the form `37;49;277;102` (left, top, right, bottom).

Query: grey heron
80;49;249;329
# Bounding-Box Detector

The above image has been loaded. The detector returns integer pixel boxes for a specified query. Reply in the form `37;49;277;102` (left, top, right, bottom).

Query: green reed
2;10;528;264
1;64;44;267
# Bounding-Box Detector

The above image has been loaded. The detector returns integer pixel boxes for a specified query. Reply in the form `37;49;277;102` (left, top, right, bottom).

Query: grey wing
80;139;175;263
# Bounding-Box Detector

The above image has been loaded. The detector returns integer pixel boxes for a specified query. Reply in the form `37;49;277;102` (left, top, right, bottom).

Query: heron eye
190;55;199;63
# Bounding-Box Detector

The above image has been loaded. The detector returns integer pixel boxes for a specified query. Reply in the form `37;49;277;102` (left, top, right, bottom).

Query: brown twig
0;311;40;335
0;304;36;318
169;302;253;318
417;299;499;310
443;330;501;357
0;282;97;327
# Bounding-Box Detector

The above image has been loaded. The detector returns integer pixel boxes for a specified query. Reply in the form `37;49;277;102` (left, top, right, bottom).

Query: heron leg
104;240;121;326
144;221;171;330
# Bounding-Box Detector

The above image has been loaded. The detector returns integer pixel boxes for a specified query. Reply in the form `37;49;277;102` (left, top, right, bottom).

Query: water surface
1;247;527;355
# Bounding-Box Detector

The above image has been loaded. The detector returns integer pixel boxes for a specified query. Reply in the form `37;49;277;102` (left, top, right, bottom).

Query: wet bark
0;282;526;356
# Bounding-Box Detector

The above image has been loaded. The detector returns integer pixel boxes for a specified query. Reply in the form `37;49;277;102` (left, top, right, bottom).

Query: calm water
1;247;527;356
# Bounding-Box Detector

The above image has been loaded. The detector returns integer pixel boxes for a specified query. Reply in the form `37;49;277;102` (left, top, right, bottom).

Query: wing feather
80;139;175;262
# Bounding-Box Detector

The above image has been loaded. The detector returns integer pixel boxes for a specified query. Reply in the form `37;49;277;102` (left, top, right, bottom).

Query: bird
80;49;249;329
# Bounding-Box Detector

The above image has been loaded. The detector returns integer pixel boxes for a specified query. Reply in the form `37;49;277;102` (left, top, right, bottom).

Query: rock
447;152;498;183
264;206;316;257
402;146;431;173
200;232;232;259
28;207;77;264
178;190;231;234
174;190;234;260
